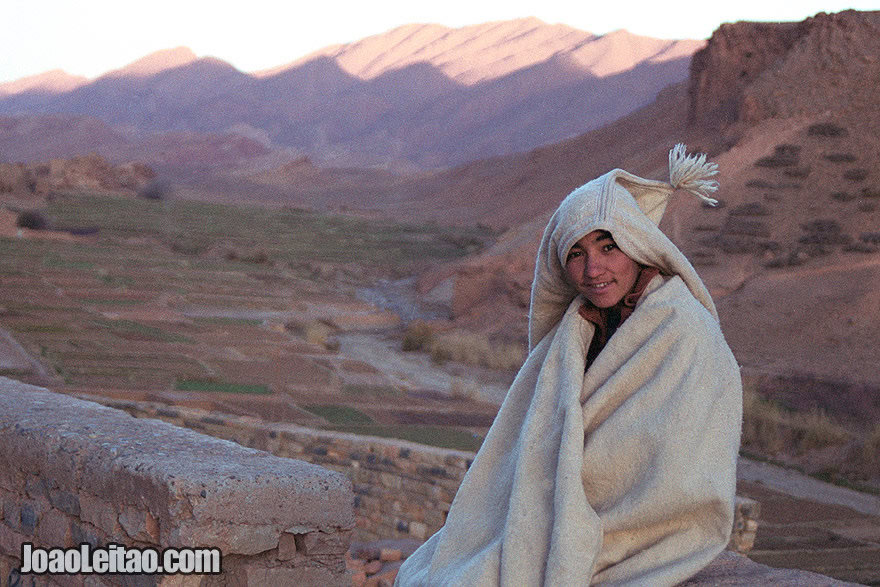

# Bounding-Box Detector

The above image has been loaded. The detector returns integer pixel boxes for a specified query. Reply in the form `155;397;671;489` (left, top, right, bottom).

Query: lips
585;281;613;291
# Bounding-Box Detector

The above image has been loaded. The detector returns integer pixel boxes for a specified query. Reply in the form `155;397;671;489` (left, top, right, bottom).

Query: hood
528;145;720;349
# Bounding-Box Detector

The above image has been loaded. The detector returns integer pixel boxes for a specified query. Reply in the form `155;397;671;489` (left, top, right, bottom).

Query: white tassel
668;143;719;206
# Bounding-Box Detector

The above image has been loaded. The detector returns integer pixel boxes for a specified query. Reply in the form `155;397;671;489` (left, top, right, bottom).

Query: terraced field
0;191;497;451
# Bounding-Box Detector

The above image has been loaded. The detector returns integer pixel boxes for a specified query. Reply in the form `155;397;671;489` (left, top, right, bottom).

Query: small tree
137;179;169;200
16;210;49;230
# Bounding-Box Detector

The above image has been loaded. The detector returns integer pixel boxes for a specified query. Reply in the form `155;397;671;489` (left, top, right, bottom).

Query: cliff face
688;10;880;130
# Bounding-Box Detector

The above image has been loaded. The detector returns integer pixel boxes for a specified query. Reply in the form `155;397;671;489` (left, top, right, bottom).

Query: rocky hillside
0;19;701;170
413;10;880;401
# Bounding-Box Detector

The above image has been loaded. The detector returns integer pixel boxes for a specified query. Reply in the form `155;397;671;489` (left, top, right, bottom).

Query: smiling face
564;230;640;308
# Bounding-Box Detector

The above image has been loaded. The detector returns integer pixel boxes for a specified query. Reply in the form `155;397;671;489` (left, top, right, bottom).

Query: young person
396;145;742;586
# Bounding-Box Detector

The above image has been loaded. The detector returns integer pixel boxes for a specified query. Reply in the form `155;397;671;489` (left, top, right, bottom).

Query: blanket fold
396;148;741;586
397;276;740;586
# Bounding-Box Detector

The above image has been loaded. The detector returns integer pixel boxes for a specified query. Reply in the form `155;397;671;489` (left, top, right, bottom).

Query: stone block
278;531;297;560
48;490;80;517
379;548;402;562
424;509;447;528
374;560;403;586
409;521;427;541
36;507;71;547
294;528;351;556
24;477;49;500
729;496;760;553
174;520;279;555
3;500;21;532
70;521;101;548
18;503;37;535
118;507;159;542
364;559;382;574
78;493;119;537
0;523;26;557
156;575;205;587
243;563;343;585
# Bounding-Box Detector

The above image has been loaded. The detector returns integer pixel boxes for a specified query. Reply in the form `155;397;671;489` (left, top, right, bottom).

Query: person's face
564;230;640;308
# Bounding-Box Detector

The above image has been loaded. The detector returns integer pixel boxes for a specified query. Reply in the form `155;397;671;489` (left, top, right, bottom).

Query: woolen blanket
396;153;742;586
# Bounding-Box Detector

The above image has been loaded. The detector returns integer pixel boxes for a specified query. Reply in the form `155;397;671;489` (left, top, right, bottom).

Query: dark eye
566;249;582;263
602;242;618;253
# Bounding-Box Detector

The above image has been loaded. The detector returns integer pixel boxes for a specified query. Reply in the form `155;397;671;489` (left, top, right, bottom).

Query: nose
584;255;604;278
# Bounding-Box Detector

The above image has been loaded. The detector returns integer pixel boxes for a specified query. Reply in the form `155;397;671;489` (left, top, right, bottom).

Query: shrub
807;122;848;137
783;166;811;178
699;233;759;254
858;202;877;213
222;248;270;264
137;179;169;200
16;210;50;230
843;242;878;253
402;320;435;351
830;191;854;202
729;202;770;217
168;238;209;256
754;144;800;168
860;187;880;199
824;152;857;163
801;219;842;233
286;318;337;350
449;377;481;401
430;330;524;371
860;232;880;244
860;424;880;473
790;408;851;452
722;217;770;237
742;387;850;454
843;168;869;182
745;179;774;189
689;250;717;266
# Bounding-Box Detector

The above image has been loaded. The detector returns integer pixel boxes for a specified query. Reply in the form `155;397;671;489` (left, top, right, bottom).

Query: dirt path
738;457;880;517
336;332;510;404
0;327;54;382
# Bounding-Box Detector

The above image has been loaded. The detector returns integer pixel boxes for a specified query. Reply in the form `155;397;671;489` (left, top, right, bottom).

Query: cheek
563;260;582;284
610;253;639;284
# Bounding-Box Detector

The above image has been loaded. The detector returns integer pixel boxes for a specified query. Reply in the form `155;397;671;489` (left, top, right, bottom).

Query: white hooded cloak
396;146;743;586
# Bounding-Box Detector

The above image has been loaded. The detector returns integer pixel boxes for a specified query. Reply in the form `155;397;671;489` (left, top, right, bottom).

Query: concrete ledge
0;377;354;585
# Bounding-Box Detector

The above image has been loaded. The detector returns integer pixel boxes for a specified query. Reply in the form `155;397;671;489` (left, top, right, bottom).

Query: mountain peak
107;47;199;78
0;69;87;95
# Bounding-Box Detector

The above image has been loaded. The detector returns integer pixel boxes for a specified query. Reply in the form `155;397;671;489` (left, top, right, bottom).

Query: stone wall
0;378;354;586
98;398;469;544
91;395;759;552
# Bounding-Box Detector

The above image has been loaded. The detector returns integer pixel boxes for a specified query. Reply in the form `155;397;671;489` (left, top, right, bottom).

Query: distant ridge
0;19;702;170
0;69;87;96
270;18;701;84
102;46;200;78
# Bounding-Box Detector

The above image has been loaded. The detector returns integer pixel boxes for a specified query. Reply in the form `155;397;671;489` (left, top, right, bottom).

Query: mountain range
0;18;702;170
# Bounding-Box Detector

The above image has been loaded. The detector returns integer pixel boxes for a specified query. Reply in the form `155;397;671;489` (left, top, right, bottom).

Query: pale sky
2;0;878;83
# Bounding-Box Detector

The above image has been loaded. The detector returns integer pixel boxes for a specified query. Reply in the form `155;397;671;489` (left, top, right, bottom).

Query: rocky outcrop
0;153;154;196
688;10;880;130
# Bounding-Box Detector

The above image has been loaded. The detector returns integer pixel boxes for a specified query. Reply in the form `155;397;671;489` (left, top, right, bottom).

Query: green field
1;190;495;450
